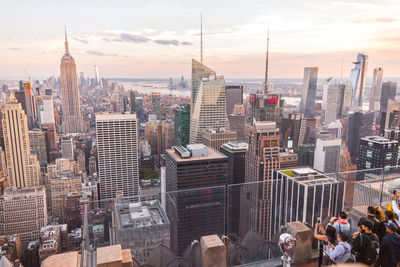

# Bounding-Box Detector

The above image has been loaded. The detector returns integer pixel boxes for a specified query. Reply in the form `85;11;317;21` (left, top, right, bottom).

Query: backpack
361;233;379;265
334;243;356;264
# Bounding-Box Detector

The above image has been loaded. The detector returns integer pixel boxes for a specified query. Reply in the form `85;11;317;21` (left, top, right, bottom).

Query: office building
191;59;216;116
29;129;48;167
174;105;190;147
96;113;139;200
380;81;397;119
241;121;280;240
357;136;398;172
324;79;352;124
350;53;368;107
130;91;136;114
151;92;161;119
49;175;82;222
111;200;170;264
225;85;243;115
47;158;79;179
220;141;248;238
369;67;384;112
279;150;299;169
165;144;228;254
2;93;41;188
60;30;83;133
61;137;74;161
228;113;246;141
189;60;228;144
0;186;47;247
300;67;318;118
314;138;341;174
65;191;91;231
347;111;374;164
202;128;237;150
0;234;22;264
274;167;344;235
281;111;306;149
40;95;55;125
22;82;37;129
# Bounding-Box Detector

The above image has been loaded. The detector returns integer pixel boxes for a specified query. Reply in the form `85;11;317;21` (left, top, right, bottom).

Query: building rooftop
41;251;80;267
96;245;123;265
167;146;227;162
361;135;398;144
221;141;248;151
278;167;338;185
116;200;169;229
95;112;137;121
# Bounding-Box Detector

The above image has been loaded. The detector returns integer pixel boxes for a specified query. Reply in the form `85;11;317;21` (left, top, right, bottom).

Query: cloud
349;18;397;24
181;41;193;46
86;50;127;57
154;39;180;46
73;37;89;44
117;33;151;43
9;47;22;50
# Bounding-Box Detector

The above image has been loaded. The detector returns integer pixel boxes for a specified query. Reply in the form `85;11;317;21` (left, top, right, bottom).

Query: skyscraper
40;95;55;125
241;121;280;240
313;138;341;174
130;91;136;114
350;53;368;107
369;67;384;112
60;29;83;133
202;128;237;150
300;67;318;118
189;62;228;144
380;81;397;118
94;64;99;86
165;144;228;254
281;111;306;149
191;59;216;116
151;92;161;119
225;85;243;115
96;113;139;200
174;105;190;147
324;79;352;124
23;81;37;129
2;93;41;188
347;111;374;164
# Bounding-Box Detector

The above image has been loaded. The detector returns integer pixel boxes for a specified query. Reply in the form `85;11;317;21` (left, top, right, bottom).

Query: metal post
379;167;385;206
318;242;323;267
281;254;291;267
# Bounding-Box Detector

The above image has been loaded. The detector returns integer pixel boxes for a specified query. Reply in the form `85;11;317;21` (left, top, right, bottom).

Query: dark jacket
379;233;400;267
368;215;381;237
352;232;378;264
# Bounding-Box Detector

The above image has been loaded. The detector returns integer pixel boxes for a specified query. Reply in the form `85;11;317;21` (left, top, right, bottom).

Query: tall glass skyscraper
369;67;384;112
350;53;368;107
300;67;318;118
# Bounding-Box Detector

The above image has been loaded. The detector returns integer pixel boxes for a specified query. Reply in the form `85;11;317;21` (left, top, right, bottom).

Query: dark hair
367;206;376;215
385;210;394;220
326;225;337;241
394;189;398;195
339;211;347;219
338;232;348;242
361;219;374;230
358;217;368;227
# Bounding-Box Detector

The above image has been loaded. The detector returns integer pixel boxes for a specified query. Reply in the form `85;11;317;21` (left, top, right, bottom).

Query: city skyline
1;0;400;79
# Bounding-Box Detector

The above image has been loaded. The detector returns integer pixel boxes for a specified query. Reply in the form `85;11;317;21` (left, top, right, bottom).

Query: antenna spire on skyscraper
200;13;203;64
64;26;69;55
264;28;270;94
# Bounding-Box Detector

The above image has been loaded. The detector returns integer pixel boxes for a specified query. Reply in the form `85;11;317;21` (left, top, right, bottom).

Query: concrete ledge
200;235;226;267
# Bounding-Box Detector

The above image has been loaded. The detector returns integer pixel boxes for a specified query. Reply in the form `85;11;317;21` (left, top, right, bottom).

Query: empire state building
60;29;83;133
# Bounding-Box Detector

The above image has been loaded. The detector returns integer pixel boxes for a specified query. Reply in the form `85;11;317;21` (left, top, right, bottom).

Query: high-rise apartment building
165;144;228;254
300;67;318;118
60;30;83;133
174;105;190;147
241;121;280;240
369;67;384;112
190;61;228;144
96;113;139;200
0;186;47;247
350;53;368;107
202;128;237;150
225;85;243;115
151;92;161;119
313;138;341;174
2;93;41;188
40;95;55;125
347;111;374;164
357;136;398;172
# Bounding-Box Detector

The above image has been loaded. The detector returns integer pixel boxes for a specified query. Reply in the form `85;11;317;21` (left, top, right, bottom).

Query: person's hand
330;217;337;223
328;243;335;249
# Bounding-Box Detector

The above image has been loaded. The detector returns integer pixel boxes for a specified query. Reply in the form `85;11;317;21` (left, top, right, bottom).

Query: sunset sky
1;0;399;79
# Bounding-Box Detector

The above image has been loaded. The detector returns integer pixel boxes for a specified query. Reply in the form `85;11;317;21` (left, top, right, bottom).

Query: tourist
378;222;400;267
352;219;379;266
329;211;351;237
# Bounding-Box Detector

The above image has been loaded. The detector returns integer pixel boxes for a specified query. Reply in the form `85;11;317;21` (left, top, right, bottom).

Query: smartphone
317;218;321;224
